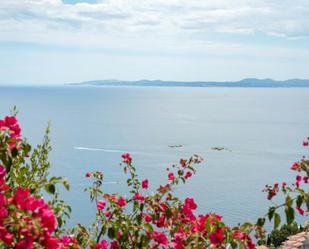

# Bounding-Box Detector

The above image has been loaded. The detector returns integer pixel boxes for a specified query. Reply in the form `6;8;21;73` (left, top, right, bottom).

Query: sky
0;0;309;85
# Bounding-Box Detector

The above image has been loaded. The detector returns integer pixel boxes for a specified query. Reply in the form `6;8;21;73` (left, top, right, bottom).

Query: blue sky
0;0;309;85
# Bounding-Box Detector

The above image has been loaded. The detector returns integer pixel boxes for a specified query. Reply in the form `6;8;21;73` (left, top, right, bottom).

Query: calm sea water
0;86;309;227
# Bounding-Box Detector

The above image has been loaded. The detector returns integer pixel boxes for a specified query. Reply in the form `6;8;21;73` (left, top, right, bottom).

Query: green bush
267;222;303;247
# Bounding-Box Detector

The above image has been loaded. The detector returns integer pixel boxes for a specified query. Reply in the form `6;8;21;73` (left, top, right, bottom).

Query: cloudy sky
0;0;309;84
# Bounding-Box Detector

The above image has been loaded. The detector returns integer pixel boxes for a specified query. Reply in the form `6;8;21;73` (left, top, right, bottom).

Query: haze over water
0;86;308;226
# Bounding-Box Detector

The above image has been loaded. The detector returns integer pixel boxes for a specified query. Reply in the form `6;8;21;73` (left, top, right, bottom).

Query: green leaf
305;195;309;211
268;207;276;221
256;217;266;227
107;227;116;239
285;206;295;225
11;147;18;157
296;195;303;208
45;184;56;194
285;195;293;207
144;223;154;232
63;180;70;191
274;213;281;229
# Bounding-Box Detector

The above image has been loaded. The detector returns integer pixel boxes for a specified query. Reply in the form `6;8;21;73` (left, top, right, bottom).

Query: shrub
0;111;308;248
266;222;303;247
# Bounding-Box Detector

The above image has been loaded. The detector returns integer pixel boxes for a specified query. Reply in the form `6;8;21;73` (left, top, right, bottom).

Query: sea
0;86;308;228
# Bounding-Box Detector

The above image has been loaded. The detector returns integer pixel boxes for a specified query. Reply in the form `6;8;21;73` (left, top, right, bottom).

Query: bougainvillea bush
0;112;308;248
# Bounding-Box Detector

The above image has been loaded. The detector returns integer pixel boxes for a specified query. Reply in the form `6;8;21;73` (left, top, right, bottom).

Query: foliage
266;222;303;247
0;114;75;248
0;111;308;248
257;137;309;245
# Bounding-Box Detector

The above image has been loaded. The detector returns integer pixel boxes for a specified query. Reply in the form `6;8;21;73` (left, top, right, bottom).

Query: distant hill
69;78;309;88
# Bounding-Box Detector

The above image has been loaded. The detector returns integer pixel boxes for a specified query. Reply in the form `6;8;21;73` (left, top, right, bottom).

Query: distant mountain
69;78;309;88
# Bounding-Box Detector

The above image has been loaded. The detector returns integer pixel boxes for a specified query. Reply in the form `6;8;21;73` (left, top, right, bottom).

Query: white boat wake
103;181;118;185
74;146;125;153
73;146;154;155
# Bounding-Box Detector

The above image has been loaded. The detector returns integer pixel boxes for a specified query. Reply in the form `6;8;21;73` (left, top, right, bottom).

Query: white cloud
0;0;309;64
1;0;309;38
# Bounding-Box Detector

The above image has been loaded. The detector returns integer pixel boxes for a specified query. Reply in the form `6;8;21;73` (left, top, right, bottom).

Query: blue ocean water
0;86;309;227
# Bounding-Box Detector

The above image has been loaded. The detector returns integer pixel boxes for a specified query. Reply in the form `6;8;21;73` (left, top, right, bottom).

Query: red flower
42;236;59;249
0;165;6;180
59;236;78;247
291;162;299;170
296;207;305;216
168;173;175;181
110;240;120;249
14;187;30;209
304;176;309;183
117;197;127;207
0;207;8;219
142;179;149;189
4;116;17;126
134;192;144;201
303;141;309;146
184;198;197;210
144;214;152;223
97;200;106;210
0;193;7;207
152;231;168;247
184;171;192;179
209;228;225;246
0;119;5;129
39;208;57;233
85;172;91;177
95;240;109;249
121;153;132;164
296;175;302;182
0;116;21;138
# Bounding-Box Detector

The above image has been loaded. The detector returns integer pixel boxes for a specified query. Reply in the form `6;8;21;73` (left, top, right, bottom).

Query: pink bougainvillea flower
59;236;77;247
0;165;6;180
85;172;91;177
4;116;17;126
209;228;225;246
184;171;192;179
97;200;106;210
117;197;127;207
0;207;8;219
303;141;309;146
296;175;302;182
291;162;299;170
0;194;7;207
296;207;305;216
39;208;57;233
0;116;22;138
0;226;14;246
184;198;197;210
0;119;5;129
95;240;109;249
142;179;149;189
134;192;144;201
121;153;132;164
42;236;59;249
168;172;175;181
303;176;309;183
144;214;152;223
110;240;120;249
152;231;168;247
13;187;30;209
